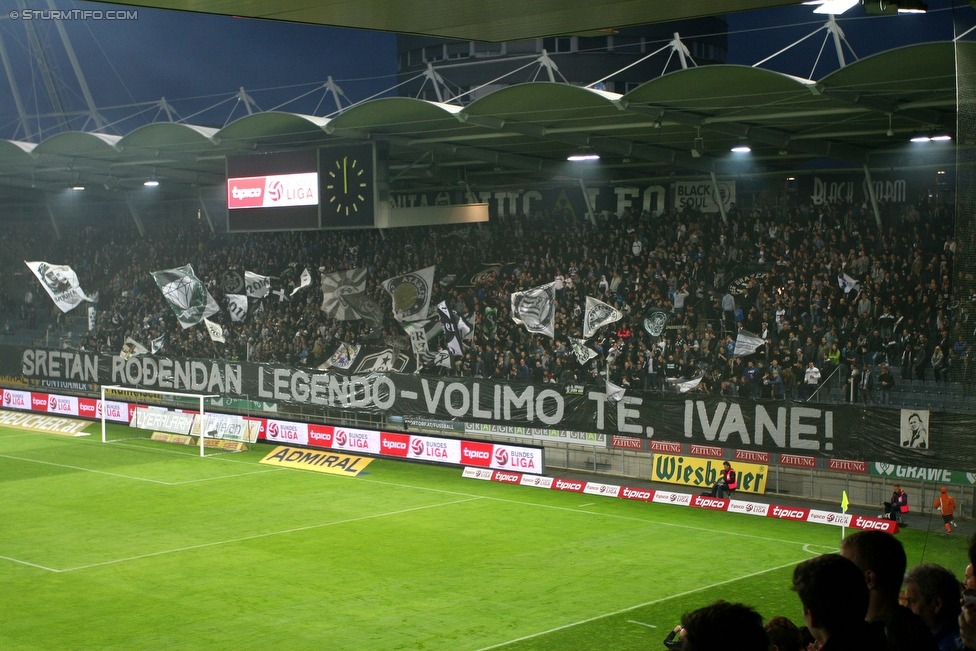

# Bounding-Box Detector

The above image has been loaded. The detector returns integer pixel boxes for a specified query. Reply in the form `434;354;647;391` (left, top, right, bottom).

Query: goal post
100;385;219;457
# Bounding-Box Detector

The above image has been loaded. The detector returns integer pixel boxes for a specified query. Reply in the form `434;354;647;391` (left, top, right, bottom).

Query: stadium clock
320;145;375;227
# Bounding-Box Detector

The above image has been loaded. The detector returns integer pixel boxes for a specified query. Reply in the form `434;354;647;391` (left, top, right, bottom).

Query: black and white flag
642;307;670;337
583;296;623;339
151;334;165;355
227;294;248;322
120;337;149;360
343;292;385;330
382;266;435;323
403;319;443;358
606;378;626;403
290;268;312;297
25;261;92;313
569;336;597;365
204;318;225;343
244;271;271;298
151;264;219;329
838;272;860;294
511;282;556;338
320;267;367;320
436;301;464;357
87;306;97;332
321;342;361;370
429;349;452;370
732;330;765;358
674;372;705;394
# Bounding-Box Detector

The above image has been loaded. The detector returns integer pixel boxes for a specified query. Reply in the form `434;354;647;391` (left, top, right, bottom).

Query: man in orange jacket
933;486;956;534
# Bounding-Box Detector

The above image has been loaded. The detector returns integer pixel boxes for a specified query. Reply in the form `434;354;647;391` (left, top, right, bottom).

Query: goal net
100;385;258;457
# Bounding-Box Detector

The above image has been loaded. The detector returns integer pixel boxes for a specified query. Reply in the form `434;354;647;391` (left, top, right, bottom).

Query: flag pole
841;490;850;541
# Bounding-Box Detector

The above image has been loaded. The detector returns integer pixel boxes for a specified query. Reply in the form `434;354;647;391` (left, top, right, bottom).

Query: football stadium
1;1;976;649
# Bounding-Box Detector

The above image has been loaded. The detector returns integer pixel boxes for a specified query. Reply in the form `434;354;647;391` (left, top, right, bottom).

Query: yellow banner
651;454;768;494
259;446;372;477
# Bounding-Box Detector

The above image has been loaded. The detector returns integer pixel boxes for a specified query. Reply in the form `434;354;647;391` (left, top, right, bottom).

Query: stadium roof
93;0;799;42
0;41;961;205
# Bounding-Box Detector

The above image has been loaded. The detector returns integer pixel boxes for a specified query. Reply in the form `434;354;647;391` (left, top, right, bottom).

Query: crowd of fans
666;529;974;651
0;191;968;404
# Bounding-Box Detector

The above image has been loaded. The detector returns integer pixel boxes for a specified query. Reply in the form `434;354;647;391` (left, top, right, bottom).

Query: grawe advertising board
462;469;898;533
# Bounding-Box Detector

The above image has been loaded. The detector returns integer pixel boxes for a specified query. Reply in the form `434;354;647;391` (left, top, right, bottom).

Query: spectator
878;364;895;405
792;554;886;650
764;616;804;651
679;600;769;651
903;564;964;651
840;530;938;651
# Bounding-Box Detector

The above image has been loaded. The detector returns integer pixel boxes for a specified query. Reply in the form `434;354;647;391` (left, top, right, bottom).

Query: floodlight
731;146;751;153
910;136;931;142
144;179;160;187
897;0;927;12
809;0;859;14
931;135;952;141
71;186;85;191
567;154;600;161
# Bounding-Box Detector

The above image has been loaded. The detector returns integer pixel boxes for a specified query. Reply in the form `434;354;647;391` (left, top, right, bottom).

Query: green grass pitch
0;421;967;650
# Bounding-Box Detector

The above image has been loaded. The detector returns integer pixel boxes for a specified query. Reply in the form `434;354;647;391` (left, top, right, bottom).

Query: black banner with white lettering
2;344;974;468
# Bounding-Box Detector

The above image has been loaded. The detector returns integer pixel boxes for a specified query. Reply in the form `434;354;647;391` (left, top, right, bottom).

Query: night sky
0;0;972;141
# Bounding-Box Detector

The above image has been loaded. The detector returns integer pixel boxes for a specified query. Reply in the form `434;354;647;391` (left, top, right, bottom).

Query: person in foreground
672;600;769;651
840;530;938;651
959;534;976;649
903;564;965;651
792;554;887;650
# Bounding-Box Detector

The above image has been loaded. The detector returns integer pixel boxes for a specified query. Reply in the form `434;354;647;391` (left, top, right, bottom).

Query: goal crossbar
100;385;220;457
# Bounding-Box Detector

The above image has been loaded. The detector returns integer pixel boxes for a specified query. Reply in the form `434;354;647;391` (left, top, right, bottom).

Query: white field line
0;497;483;573
167;468;284;485
472;558;807;651
0;452;284;486
0;428;262;466
0;554;60;572
0;452;171;484
627;620;657;628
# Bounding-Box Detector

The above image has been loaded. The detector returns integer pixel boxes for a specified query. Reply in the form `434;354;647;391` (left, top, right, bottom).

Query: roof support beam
816;87;948;128
624;103;869;164
331;126;560;175
125;193;146;237
459;113;716;173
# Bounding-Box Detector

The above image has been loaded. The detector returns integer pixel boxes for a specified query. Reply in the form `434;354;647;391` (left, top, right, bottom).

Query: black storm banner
4;345;974;468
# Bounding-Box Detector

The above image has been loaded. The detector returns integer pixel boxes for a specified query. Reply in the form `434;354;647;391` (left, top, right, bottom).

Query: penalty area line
472;558;805;651
0;554;60;573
